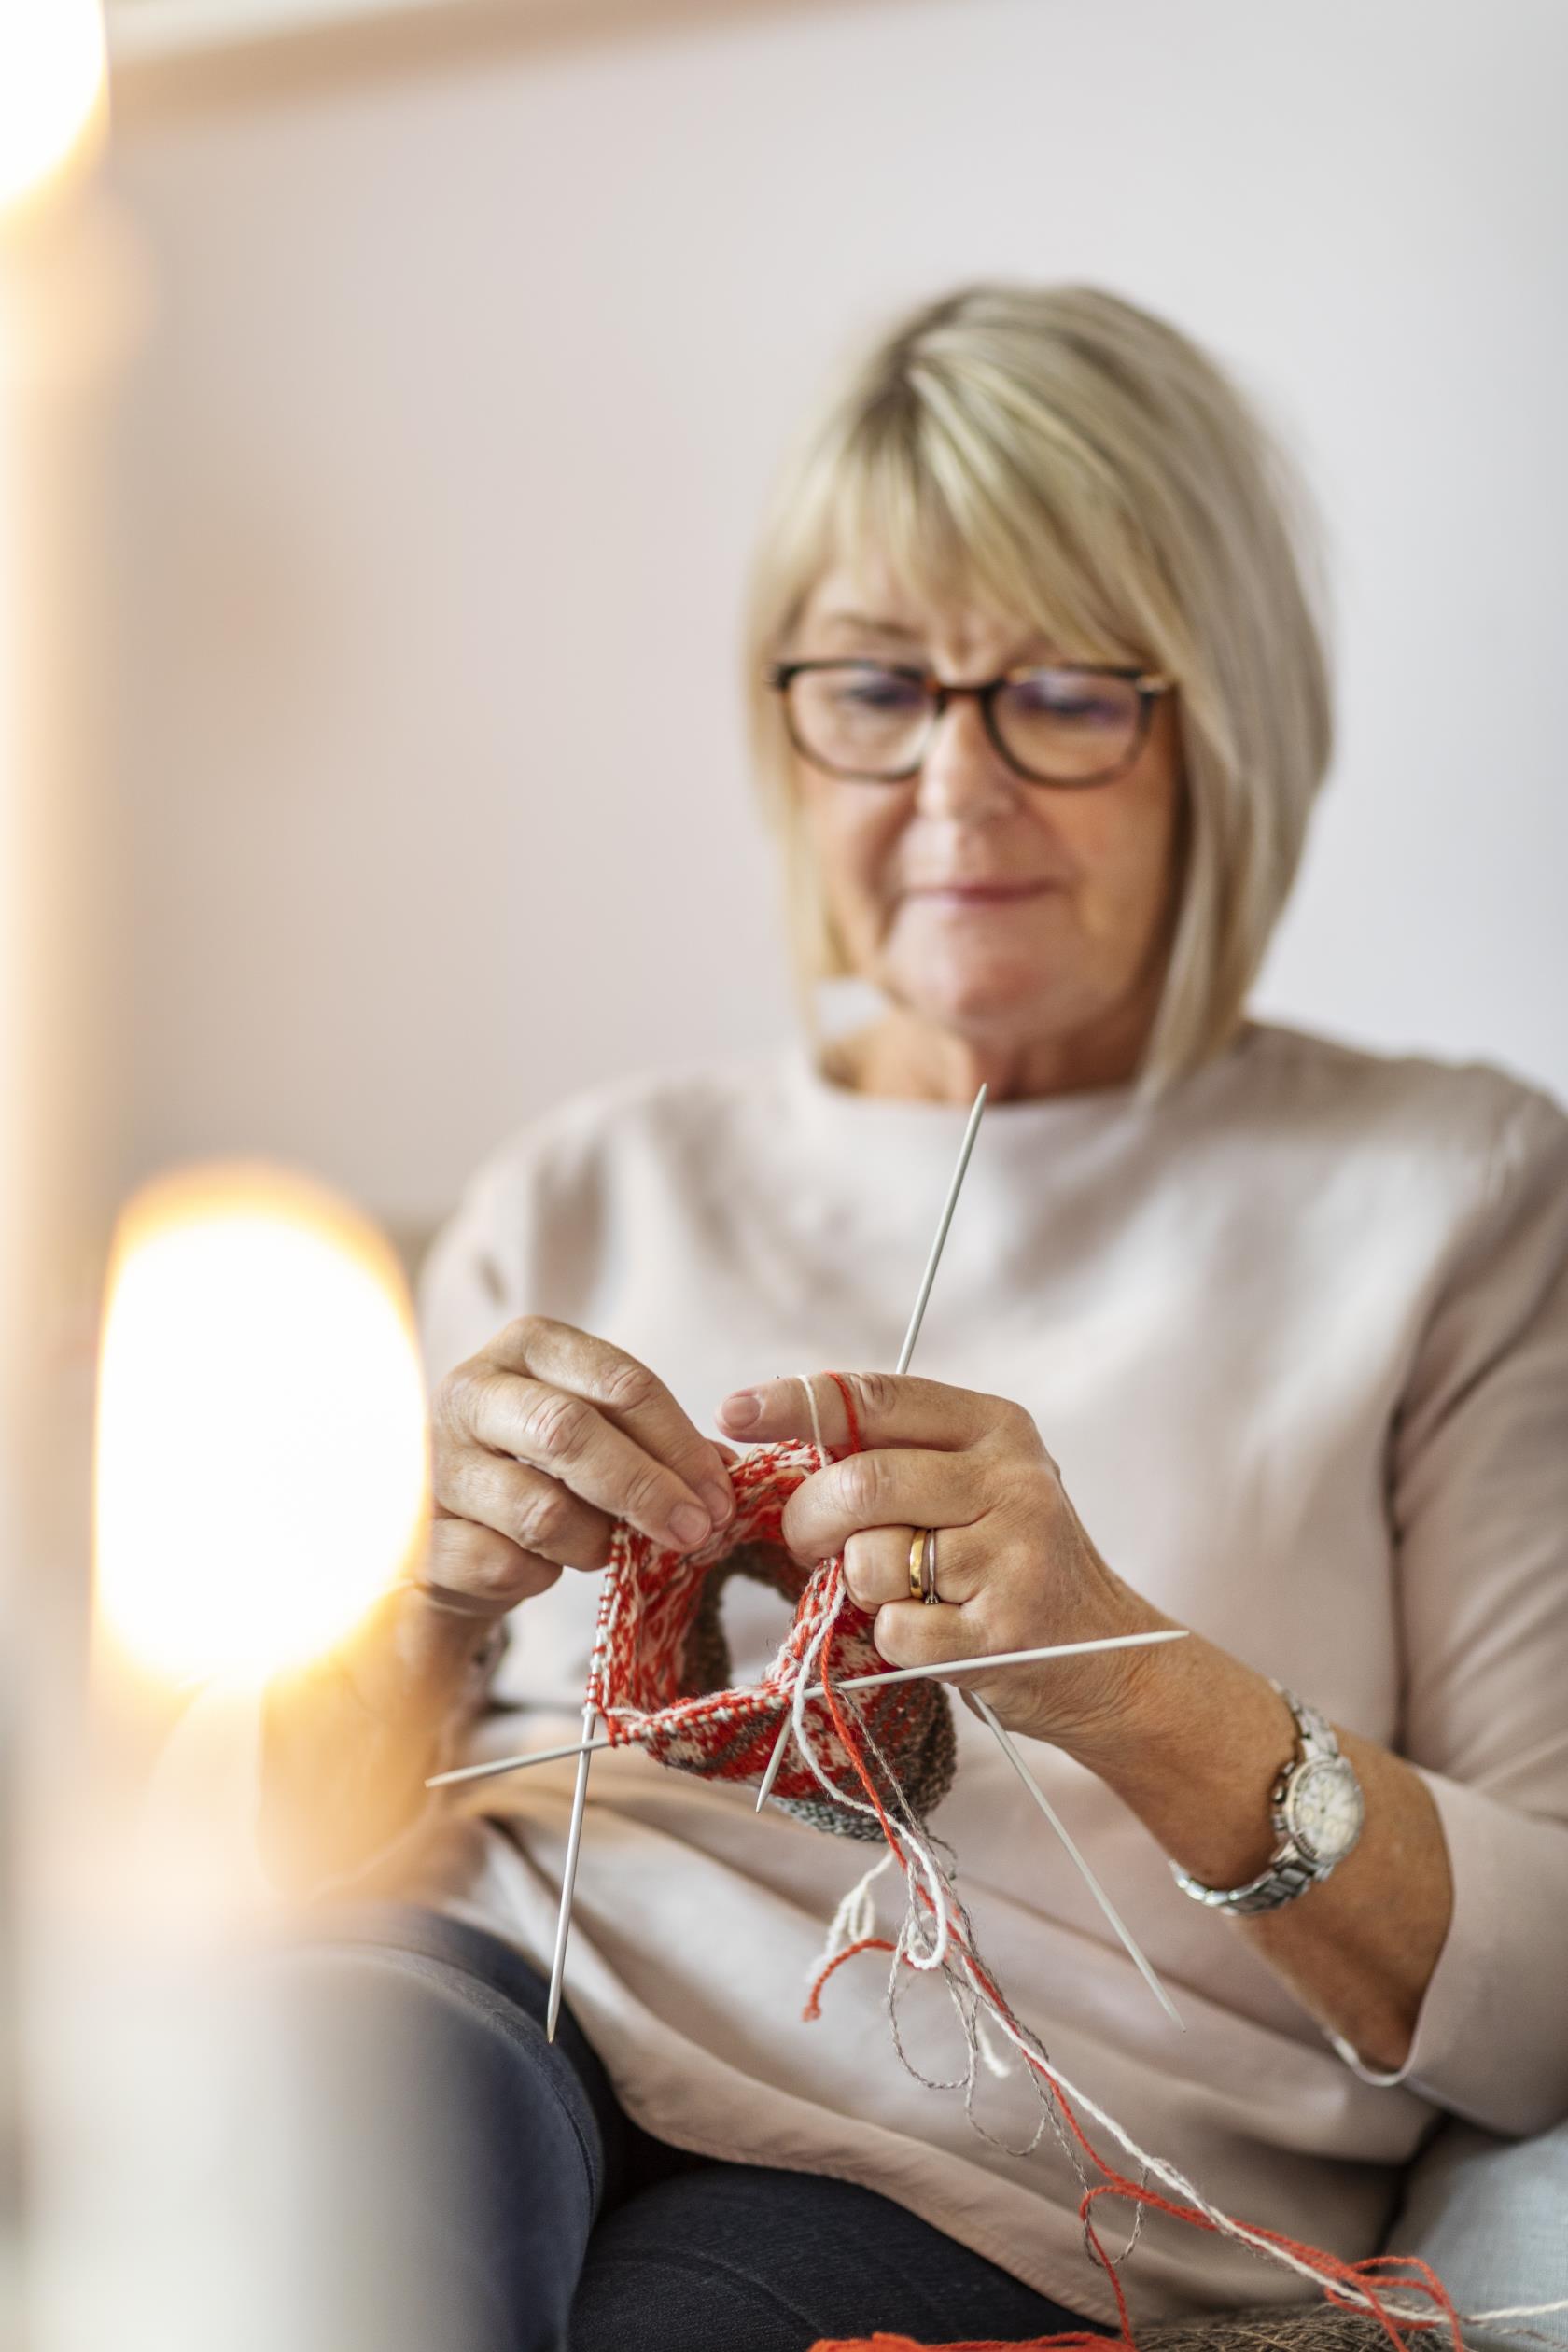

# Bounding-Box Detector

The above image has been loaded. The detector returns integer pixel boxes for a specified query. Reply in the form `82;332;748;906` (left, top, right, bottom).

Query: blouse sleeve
1374;1085;1568;2135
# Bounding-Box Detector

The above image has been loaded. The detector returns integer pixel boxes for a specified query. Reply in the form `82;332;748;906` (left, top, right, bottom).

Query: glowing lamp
0;0;108;224
95;1163;429;1692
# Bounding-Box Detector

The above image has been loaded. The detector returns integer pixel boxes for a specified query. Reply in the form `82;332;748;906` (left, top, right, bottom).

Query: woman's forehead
797;561;1056;661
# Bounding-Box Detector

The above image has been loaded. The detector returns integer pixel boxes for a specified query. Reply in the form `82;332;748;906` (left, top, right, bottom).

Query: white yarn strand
811;1849;895;1981
796;1368;830;1464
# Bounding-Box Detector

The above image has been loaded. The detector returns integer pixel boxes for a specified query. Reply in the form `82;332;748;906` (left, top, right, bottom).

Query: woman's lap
572;2160;1101;2352
273;1899;1103;2352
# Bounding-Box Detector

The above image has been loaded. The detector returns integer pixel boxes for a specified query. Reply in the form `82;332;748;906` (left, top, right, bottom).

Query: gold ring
921;1527;941;1606
908;1527;928;1601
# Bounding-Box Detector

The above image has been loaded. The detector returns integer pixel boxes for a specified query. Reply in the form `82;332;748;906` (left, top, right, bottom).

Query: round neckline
779;1018;1260;1137
776;1025;1279;1170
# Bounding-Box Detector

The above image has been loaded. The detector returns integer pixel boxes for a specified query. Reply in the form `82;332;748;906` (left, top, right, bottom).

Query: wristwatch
1170;1687;1365;1915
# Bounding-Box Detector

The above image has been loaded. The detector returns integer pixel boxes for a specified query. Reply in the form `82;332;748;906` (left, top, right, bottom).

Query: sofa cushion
1389;2114;1568;2345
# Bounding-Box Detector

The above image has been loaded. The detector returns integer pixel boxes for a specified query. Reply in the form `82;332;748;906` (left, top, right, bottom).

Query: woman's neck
824;1002;1154;1107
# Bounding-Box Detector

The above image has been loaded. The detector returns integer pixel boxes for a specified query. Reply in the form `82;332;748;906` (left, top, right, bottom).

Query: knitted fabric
585;1431;956;1838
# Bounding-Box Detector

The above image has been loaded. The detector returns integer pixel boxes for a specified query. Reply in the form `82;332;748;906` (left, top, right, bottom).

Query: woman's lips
904;879;1060;906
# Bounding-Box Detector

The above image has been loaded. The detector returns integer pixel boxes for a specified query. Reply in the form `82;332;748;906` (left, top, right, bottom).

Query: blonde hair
742;284;1333;1090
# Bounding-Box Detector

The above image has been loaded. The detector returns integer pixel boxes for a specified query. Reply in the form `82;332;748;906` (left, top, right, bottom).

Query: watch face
1286;1757;1365;1866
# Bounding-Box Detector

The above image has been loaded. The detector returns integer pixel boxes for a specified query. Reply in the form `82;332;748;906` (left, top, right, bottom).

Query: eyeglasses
765;658;1173;789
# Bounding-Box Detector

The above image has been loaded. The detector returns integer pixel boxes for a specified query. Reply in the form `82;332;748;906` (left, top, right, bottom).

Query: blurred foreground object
3;14;467;2333
95;1161;428;1691
0;0;107;219
2;7;137;2345
105;1160;452;1899
59;1164;455;2352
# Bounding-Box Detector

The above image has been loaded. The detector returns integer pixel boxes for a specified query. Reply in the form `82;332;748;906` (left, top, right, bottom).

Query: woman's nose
914;693;1019;820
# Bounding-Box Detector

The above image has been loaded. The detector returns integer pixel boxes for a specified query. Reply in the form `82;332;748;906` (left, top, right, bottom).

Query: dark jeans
273;1900;1104;2352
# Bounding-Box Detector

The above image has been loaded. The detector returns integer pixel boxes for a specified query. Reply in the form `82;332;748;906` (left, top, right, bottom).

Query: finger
717;1368;1012;1457
435;1445;615;1573
841;1521;983;1615
486;1319;735;1528
780;1445;980;1564
465;1368;720;1551
422;1509;564;1614
871;1598;981;1672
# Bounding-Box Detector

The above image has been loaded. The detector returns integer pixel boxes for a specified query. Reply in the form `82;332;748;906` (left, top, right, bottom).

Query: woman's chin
889;965;1085;1037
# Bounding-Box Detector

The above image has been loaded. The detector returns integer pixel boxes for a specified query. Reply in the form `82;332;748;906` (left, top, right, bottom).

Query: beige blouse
411;1019;1568;2327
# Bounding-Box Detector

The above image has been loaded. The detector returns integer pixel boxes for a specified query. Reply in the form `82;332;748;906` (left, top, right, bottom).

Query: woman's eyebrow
810;609;1062;664
813;609;924;640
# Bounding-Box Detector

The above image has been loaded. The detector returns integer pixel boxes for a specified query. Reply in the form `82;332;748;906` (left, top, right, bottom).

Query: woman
273;285;1568;2352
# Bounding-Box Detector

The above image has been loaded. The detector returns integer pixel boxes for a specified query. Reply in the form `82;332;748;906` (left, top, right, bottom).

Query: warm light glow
95;1163;429;1687
0;0;108;219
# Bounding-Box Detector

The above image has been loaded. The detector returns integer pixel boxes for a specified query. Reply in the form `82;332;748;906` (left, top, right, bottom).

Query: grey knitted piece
1139;2308;1421;2352
678;1539;957;1836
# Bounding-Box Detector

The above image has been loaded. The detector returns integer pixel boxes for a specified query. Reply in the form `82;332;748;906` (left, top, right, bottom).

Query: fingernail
721;1390;763;1431
701;1479;735;1528
668;1503;711;1548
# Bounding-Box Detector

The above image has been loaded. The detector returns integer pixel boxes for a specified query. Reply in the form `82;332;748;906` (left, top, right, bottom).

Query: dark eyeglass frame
764;657;1175;789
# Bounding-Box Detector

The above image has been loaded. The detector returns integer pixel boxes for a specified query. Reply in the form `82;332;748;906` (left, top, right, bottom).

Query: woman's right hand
425;1315;737;1617
258;1319;736;1898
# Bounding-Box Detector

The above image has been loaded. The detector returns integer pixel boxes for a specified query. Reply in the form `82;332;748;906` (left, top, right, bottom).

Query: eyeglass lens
786;664;1146;784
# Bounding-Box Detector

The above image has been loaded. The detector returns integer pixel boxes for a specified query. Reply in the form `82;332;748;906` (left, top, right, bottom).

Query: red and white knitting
586;1382;955;1837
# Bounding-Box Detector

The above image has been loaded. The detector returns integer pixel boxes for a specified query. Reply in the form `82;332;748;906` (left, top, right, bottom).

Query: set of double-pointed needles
427;1084;1188;2039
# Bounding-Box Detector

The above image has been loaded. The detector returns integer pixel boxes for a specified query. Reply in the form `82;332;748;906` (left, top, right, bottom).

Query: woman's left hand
715;1369;1178;1767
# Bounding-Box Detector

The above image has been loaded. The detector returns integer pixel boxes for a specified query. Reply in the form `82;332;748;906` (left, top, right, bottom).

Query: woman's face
787;559;1186;1082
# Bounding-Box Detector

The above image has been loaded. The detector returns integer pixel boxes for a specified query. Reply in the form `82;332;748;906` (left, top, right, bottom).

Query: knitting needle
532;1073;989;2034
755;1083;988;1813
517;1084;987;2043
540;1029;959;2041
895;1080;987;1372
545;1694;598;2040
816;1629;1185;1690
970;1692;1184;2031
746;1080;1182;2032
427;1629;1190;1790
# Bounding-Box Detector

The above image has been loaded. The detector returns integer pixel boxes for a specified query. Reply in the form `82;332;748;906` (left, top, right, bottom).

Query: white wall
106;0;1568;1235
